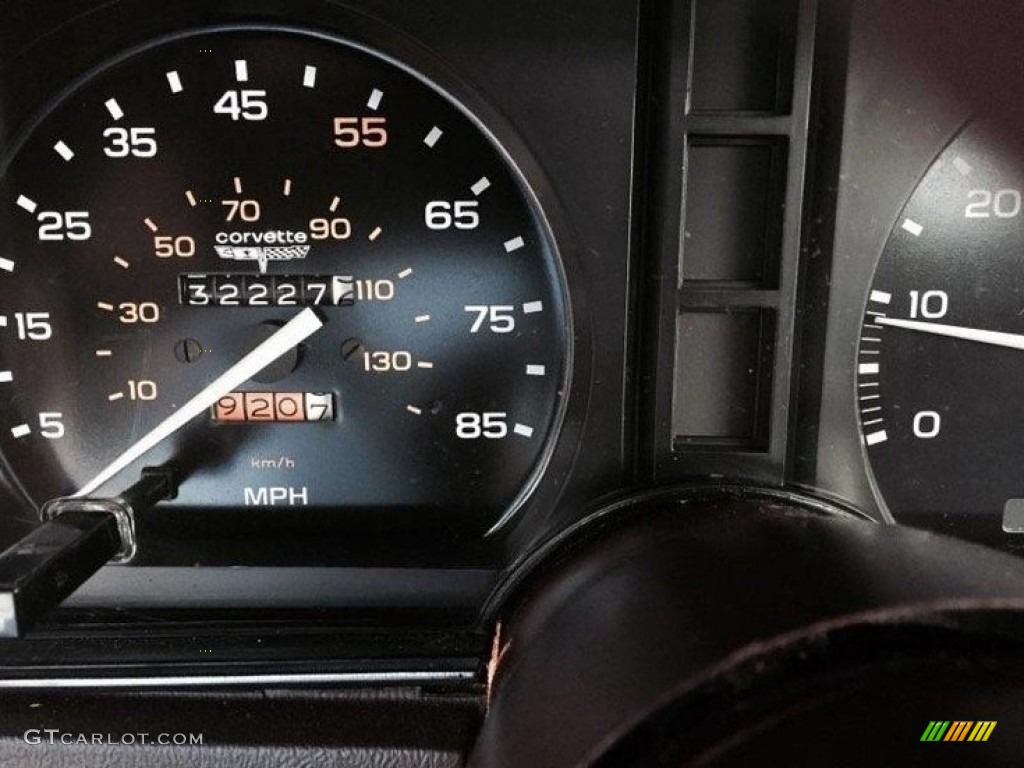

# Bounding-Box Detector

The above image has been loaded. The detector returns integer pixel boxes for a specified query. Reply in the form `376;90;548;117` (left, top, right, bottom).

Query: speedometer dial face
0;28;569;534
857;120;1024;542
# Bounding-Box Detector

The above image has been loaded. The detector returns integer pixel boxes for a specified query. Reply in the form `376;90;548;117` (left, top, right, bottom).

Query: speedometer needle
73;308;324;498
876;317;1024;351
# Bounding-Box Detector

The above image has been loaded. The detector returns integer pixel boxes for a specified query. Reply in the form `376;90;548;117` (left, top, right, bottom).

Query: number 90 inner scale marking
0;28;569;534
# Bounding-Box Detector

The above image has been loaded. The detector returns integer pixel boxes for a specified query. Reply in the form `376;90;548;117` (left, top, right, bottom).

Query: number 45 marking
214;90;268;121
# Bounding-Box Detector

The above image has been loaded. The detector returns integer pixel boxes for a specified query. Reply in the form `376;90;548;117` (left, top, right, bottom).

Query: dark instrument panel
3;1;1024;765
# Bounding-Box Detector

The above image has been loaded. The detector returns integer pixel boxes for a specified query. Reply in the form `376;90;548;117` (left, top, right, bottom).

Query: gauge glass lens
0;28;569;533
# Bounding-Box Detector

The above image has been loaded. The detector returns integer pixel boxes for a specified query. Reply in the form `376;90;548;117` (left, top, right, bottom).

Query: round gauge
0;27;569;536
857;119;1024;543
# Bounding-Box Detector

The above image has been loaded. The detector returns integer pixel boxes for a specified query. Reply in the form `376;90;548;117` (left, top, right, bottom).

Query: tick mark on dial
424;127;443;148
105;98;124;121
53;141;75;162
865;430;888;446
902;218;924;237
471;177;491;196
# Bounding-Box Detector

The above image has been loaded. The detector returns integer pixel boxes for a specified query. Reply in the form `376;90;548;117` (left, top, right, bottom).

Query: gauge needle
73;308;324;498
876;317;1024;351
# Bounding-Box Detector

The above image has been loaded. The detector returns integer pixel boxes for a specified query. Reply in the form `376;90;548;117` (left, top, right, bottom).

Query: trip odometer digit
0;28;569;537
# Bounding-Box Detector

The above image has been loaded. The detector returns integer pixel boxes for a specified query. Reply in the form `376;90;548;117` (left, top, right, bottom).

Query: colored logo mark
921;721;996;742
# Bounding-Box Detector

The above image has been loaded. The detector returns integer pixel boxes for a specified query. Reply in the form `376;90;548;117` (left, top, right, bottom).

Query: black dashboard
2;1;1024;765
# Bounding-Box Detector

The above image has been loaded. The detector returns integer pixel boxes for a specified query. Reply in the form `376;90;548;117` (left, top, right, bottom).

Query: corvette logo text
214;230;310;273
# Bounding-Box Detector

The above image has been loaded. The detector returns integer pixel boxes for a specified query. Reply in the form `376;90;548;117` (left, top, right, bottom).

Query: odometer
0;28;569;535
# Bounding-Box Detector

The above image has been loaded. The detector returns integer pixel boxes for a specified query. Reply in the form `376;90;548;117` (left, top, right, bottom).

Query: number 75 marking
465;305;515;334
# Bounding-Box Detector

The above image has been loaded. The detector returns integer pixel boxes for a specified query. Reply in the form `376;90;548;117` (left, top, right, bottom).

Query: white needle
73;308;324;498
876;317;1024;351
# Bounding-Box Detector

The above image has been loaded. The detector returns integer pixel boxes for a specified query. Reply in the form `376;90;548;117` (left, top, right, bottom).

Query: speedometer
0;28;569;536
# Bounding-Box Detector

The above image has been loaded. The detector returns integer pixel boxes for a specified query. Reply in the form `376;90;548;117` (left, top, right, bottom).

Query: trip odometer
0;28;569;538
858;119;1024;544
